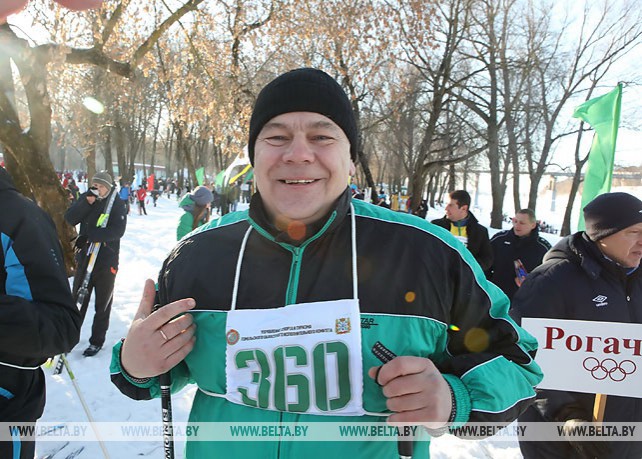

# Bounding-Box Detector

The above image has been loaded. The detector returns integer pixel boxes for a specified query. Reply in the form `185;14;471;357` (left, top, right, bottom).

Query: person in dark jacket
64;171;127;357
110;68;542;459
511;192;642;459
489;209;552;300
431;190;493;273
0;166;81;459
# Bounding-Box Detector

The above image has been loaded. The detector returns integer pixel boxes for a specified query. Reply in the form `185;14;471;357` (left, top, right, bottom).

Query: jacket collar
510;227;540;245
248;187;352;245
445;210;478;227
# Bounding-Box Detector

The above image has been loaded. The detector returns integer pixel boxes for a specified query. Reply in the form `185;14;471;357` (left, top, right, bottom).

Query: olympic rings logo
582;357;637;382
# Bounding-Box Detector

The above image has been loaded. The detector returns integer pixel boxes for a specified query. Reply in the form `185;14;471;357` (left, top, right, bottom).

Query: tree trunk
0;24;77;275
86;111;98;180
561;121;589;236
114;120;127;181
104;126;114;181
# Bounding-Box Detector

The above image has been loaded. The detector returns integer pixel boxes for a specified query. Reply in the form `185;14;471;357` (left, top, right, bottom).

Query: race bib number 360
225;299;364;416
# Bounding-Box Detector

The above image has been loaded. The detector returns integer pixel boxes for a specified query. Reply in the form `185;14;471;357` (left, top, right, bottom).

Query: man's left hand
368;356;452;429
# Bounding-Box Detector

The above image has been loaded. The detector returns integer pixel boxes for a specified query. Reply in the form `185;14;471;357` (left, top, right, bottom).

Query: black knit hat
248;68;358;165
583;192;642;241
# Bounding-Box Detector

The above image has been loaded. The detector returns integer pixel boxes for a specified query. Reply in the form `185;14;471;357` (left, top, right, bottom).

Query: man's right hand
121;279;197;379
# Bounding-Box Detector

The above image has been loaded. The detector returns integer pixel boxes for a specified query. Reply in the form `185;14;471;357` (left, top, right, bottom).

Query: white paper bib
225;298;364;416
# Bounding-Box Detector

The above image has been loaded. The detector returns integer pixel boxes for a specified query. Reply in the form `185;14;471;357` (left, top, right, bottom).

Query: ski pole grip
371;342;414;459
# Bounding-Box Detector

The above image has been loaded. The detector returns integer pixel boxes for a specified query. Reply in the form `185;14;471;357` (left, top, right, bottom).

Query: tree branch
101;0;131;46
131;0;205;70
61;0;205;78
64;46;132;77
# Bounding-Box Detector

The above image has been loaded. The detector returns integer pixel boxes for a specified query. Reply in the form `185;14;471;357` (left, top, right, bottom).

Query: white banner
522;318;642;398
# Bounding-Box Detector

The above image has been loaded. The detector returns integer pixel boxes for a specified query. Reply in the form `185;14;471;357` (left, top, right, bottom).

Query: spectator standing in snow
64;171;127;357
176;185;213;240
489;209;551;300
136;186;147;216
0;166;81;459
511;192;642;459
119;182;131;215
431;190;493;274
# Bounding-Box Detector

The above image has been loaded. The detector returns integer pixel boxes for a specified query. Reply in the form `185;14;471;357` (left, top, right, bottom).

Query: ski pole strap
117;339;151;384
97;213;109;227
96;189;118;228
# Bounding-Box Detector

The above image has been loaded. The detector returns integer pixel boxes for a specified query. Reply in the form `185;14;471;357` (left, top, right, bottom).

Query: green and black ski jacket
111;188;542;458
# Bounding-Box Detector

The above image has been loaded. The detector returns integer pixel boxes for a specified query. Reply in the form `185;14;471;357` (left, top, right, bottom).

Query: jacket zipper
286;248;302;305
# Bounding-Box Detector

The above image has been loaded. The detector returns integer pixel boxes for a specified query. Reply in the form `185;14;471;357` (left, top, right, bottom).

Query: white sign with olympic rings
522;318;642;398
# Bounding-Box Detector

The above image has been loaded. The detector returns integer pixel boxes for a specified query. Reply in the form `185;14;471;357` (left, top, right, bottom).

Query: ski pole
159;371;175;459
153;304;175;459
53;189;118;374
60;354;111;459
52;244;99;375
372;342;413;459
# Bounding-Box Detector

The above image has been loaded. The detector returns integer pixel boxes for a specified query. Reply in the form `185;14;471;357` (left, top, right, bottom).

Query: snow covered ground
36;187;638;458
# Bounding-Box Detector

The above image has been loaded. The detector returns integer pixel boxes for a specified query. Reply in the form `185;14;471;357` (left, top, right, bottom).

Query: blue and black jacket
0;167;80;424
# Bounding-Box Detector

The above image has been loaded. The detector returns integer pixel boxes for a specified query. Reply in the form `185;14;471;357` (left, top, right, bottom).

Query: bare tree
391;0;481;211
0;0;204;272
526;0;642;213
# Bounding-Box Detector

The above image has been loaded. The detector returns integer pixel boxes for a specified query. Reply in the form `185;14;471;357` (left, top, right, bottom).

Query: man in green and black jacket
111;68;543;458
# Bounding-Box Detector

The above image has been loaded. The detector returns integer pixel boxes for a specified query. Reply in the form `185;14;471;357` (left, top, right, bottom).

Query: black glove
561;419;612;458
74;235;88;251
88;186;100;197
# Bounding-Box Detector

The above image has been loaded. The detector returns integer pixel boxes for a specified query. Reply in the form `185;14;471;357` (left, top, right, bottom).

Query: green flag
572;83;622;231
195;167;205;186
214;170;226;188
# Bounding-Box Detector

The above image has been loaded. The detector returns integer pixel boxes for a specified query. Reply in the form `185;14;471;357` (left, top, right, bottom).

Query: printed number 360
235;342;350;412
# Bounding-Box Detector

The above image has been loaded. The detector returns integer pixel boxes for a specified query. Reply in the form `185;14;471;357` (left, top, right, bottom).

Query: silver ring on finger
159;329;169;341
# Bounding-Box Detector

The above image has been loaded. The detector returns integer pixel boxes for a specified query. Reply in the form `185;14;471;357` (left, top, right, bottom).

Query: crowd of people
1;67;640;459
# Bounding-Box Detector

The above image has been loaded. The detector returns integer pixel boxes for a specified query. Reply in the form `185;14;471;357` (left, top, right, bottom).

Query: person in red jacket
136;185;147;216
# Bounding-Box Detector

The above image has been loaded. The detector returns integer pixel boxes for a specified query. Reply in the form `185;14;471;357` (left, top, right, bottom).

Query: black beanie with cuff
583;192;642;241
248;68;358;165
